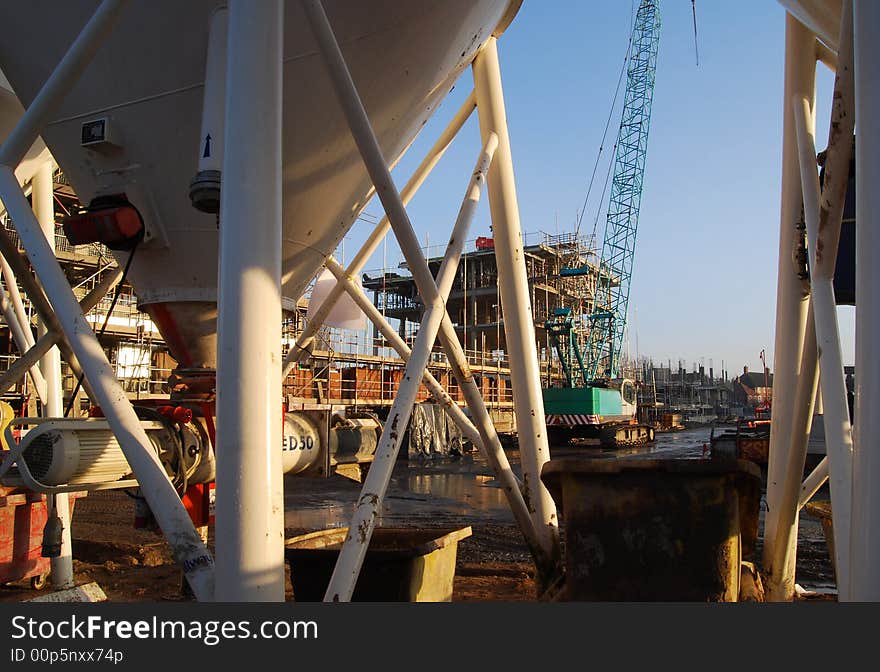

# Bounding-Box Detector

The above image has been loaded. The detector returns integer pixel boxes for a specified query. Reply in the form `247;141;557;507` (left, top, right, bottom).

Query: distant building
733;365;773;412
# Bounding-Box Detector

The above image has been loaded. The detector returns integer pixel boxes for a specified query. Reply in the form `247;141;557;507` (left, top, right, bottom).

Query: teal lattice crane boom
585;0;661;380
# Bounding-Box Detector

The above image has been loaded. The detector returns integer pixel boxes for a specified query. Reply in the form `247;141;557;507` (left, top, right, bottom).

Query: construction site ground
0;429;835;602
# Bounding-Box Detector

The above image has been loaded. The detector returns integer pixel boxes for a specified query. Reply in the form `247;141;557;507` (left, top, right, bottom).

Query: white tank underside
0;0;520;367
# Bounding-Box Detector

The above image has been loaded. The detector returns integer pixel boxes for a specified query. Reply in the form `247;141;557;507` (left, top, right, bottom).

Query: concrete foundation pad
25;582;107;603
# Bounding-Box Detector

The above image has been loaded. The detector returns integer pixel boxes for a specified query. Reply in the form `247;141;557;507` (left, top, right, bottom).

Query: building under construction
2;176;605;442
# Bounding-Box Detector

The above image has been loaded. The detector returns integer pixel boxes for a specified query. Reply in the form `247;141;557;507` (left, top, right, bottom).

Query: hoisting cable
63;238;141;418
692;0;700;67
574;1;639;242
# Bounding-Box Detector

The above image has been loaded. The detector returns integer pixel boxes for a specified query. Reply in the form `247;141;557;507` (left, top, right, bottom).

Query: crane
543;0;661;448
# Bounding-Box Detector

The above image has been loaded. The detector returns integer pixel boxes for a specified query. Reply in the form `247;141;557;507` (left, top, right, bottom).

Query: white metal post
33;160;74;589
472;37;559;551
214;0;285;602
800;456;828;508
770;303;818;587
0;233;94;401
763;13;817;601
0;261;47;402
189;5;227;213
324;135;495;602
770;2;855;599
794;95;854;598
303;0;560;581
850;0;880;601
0;266;122;398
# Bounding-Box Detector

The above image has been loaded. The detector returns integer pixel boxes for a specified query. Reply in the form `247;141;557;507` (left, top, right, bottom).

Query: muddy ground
0;488;537;602
0;477;834;603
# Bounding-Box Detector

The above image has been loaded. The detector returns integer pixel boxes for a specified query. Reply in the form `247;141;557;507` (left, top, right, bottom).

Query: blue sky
342;0;849;377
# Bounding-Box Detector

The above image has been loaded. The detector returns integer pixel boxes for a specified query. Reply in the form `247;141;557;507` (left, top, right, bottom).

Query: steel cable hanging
574;2;639;243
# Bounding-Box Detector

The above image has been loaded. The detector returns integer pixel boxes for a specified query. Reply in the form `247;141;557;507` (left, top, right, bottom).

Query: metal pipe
1;256;36;354
770;302;819;597
793;94;853;598
324;131;493;602
283;90;477;375
850;0;880;601
323;256;488;450
214;0;285;602
763;12;817;601
0;272;48;402
323;192;543;556
0;229;94;402
0;167;215;600
815;40;837;72
0;0;129;168
0;253;47;402
0;265;122;398
189;5;227;213
799;456;829;509
472;37;560;554
768;1;855;600
303;0;559;580
32;161;74;589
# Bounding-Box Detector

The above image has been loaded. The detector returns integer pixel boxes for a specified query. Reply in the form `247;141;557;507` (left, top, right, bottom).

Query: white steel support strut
770;302;819;589
214;0;285;602
763;12;817;602
472;37;559;553
283;91;477;374
33;160;74;589
0;0;216;600
0;258;48;402
303;0;561;582
0;266;123;398
324;135;495;602
0;232;96;403
850;0;880;601
771;1;855;599
794;94;854;598
302;0;561;582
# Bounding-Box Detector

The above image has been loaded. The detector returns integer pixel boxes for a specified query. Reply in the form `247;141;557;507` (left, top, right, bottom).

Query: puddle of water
284;427;716;532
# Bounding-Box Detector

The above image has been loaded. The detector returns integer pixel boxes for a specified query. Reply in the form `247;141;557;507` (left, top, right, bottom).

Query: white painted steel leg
0;266;122;398
763;13;817;601
214;0;285;602
304;0;561;582
800;456;829;509
0;232;96;404
0;0;129;168
197;7;226;175
794;95;854;598
473;37;559;551
322;145;544;556
850;0;880;601
0;265;47;402
33;161;74;589
0;168;215;600
0;258;35;358
303;0;561;581
770;303;818;593
189;6;227;213
324;134;492;602
283;91;476;375
770;2;855;599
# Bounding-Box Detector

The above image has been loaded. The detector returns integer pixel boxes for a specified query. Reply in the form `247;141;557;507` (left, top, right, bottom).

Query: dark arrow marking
203;134;212;158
